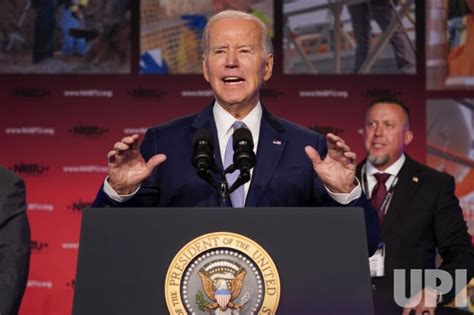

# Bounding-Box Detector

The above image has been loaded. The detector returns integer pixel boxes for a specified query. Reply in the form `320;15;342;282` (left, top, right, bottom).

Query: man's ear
404;130;413;146
263;54;273;82
202;55;210;82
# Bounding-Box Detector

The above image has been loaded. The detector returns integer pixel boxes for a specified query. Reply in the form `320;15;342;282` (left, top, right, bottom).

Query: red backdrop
0;1;473;314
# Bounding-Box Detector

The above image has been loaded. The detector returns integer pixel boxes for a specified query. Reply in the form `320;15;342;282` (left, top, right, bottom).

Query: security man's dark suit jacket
357;155;474;304
93;104;380;255
0;167;31;315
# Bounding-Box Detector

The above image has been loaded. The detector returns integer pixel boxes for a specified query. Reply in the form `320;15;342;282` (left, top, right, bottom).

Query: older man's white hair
201;10;273;56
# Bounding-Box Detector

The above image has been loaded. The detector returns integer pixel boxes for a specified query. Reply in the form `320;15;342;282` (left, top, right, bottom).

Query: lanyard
362;164;399;215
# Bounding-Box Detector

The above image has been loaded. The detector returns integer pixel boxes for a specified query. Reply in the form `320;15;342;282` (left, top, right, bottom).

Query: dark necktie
371;173;390;222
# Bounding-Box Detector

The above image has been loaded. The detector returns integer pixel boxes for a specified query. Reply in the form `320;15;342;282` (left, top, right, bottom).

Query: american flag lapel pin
272;140;282;145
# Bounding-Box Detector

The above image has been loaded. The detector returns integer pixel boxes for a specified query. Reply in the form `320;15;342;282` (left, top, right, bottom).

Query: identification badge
369;243;385;277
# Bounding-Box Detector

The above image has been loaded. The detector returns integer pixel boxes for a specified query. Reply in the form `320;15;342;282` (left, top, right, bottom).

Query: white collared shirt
364;154;406;198
213;100;261;200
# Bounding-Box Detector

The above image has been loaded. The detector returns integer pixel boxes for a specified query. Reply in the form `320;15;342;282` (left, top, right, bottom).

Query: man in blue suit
93;10;379;255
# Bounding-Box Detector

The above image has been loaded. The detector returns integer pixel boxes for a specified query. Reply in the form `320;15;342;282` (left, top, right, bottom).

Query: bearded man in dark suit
357;98;474;315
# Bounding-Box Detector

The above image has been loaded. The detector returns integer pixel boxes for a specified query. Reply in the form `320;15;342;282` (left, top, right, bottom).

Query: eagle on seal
198;269;247;311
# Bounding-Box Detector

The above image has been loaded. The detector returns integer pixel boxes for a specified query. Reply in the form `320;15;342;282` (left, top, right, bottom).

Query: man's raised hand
107;134;166;195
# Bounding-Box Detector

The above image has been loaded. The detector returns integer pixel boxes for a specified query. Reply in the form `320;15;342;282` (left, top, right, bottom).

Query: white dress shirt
363;154;406;198
104;100;361;204
213;100;261;200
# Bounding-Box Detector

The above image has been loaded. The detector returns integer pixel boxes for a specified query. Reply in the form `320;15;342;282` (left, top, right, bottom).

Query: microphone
233;127;256;174
192;129;214;178
192;128;229;205
228;127;255;193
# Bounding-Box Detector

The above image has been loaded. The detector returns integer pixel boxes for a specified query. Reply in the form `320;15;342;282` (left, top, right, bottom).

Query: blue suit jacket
93;104;380;254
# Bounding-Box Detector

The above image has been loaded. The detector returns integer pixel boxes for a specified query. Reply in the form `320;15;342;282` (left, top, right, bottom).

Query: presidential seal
165;232;280;315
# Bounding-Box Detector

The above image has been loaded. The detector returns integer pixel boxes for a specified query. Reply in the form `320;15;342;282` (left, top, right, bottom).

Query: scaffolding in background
284;0;416;74
140;0;207;74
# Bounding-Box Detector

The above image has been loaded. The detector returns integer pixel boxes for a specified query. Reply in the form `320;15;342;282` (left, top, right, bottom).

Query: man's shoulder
0;166;22;186
271;115;324;140
356;156;453;183
0;167;25;219
147;112;199;135
406;157;453;182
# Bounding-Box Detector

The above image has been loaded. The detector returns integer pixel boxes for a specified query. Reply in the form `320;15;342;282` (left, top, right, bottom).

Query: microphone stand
214;166;250;207
224;165;250;194
213;165;230;208
198;164;249;207
196;166;227;207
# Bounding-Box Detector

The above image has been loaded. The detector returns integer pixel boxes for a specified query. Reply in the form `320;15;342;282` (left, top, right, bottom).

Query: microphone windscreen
193;128;213;149
233;127;253;149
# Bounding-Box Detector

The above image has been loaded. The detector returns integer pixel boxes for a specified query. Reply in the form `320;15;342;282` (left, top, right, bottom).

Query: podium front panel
73;207;374;315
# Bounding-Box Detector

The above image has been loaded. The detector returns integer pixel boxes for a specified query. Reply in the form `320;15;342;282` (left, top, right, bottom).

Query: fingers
304;146;321;166
107;150;117;163
306;145;356;164
416;309;427;315
336;141;350;152
416;308;434;315
402;302;434;315
108;134;141;163
326;133;344;145
126;134;140;150
146;154;167;171
327;133;350;151
113;134;140;152
329;134;357;160
113;141;130;152
112;134;140;154
344;151;357;163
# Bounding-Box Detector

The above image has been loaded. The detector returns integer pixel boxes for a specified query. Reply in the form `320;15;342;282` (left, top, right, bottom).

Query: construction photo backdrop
0;0;473;314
